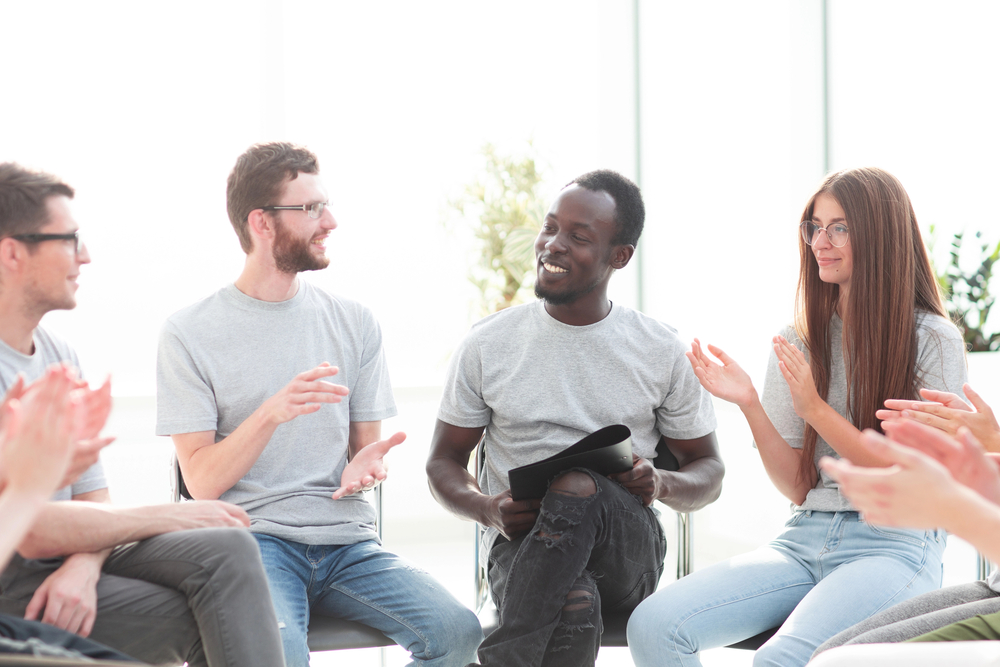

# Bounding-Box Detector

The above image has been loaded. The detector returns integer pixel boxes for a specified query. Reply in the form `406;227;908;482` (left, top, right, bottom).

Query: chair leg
676;512;693;579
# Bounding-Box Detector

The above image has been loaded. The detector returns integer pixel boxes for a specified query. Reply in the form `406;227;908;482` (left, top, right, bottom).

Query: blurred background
2;1;998;664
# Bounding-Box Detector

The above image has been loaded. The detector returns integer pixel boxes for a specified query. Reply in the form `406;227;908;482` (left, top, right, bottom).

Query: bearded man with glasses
156;142;482;667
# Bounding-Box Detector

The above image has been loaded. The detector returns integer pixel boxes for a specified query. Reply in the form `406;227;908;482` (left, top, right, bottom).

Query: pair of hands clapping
686;335;819;417
0;364;115;497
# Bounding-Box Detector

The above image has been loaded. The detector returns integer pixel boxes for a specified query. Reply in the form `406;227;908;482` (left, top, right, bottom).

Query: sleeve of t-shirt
915;315;968;395
759;326;805;450
655;344;718;439
348;308;397;422
155;320;220;436
437;329;492;428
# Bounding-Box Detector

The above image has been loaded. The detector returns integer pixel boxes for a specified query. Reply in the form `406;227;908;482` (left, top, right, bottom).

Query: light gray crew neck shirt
759;312;967;512
439;300;717;561
156;282;396;545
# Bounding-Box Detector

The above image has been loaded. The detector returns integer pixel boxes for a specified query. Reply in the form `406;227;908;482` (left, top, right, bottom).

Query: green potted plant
935;229;1000;392
450;144;547;315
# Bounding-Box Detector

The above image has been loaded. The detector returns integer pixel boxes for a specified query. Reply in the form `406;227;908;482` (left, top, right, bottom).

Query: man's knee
549;470;597;498
561;572;598;623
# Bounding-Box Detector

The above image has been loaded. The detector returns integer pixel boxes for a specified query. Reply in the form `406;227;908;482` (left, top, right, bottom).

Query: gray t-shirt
439;300;717;561
156;282;397;546
0;328;106;499
759;312;967;512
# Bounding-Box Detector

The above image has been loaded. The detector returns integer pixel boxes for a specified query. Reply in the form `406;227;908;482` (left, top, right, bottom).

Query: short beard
534;279;599;306
272;218;329;274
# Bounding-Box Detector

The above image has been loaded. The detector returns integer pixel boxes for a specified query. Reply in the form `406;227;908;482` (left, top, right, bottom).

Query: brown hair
226;142;319;253
0;163;75;238
794;167;946;482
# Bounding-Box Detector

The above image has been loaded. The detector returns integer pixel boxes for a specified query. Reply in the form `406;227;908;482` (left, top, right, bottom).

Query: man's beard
534;277;600;306
272;219;329;274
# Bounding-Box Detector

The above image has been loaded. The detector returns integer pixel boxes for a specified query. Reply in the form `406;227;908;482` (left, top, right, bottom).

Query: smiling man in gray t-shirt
156;142;481;667
427;170;725;667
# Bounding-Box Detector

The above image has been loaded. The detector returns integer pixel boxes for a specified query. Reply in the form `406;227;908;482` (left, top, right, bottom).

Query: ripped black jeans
481;469;667;667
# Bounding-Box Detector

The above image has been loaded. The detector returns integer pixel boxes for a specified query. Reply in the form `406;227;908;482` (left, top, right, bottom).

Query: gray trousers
0;527;284;667
813;580;1000;658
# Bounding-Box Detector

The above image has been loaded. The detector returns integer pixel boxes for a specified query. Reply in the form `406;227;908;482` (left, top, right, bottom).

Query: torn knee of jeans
534;507;581;550
550;585;598;652
549;470;598;498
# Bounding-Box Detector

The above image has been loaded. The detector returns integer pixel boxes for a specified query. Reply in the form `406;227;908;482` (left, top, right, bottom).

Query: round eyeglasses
800;221;849;248
260;202;328;219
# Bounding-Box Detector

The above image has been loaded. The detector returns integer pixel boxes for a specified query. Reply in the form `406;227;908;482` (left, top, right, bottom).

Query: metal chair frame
170;457;393;662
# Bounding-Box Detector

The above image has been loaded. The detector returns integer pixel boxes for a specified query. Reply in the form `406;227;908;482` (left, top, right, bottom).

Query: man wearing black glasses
0;162;285;666
156;142;482;667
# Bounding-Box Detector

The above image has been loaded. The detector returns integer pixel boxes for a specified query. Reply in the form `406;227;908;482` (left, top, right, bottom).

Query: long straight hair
793;167;947;482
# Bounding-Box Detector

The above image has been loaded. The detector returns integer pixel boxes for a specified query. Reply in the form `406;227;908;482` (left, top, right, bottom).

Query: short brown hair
226;142;319;253
0;163;74;238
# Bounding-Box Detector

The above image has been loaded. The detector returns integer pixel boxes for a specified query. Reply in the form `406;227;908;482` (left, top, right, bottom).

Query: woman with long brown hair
627;167;967;667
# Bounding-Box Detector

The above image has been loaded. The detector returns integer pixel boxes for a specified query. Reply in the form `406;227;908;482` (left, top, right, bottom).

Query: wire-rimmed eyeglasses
260;202;329;219
800;221;849;248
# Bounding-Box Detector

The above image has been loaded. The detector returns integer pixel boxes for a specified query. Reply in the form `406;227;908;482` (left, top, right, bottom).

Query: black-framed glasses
8;231;83;254
260;202;328;219
800;220;850;248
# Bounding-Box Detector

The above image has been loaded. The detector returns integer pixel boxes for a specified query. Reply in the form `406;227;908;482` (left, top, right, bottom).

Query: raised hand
609;454;661;506
879;384;1000;452
70;375;112;442
0;366;76;498
773;335;821;420
880;419;1000;504
331;431;406;500
685;339;756;408
820;433;966;529
485;490;541;539
262;363;349;425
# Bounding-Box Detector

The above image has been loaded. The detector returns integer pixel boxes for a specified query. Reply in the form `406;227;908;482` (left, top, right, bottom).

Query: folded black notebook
507;425;634;500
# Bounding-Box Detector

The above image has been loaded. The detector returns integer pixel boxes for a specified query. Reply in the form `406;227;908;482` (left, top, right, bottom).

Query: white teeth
543;262;567;274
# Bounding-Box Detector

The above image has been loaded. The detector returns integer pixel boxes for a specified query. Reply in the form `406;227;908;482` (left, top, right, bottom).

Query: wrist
738;391;763;415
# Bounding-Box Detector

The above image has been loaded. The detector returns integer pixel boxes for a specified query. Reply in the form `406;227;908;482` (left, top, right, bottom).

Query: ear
247;208;276;242
610;244;635;270
0;237;25;274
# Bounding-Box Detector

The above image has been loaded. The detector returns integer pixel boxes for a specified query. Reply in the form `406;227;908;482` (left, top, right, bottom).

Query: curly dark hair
568;170;645;247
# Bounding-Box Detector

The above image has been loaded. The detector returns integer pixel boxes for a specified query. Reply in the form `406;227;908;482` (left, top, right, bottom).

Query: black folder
507;425;634;500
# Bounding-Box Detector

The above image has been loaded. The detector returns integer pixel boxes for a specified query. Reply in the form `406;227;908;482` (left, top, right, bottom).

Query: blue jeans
627;510;945;667
254;535;482;667
482;470;667;667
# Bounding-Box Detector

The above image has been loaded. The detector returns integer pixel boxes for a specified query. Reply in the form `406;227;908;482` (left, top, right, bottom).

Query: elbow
17;532;63;560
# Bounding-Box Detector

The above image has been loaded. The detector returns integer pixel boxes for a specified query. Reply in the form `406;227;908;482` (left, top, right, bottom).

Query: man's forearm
655;455;725;512
19;502;193;559
176;408;279;499
0;490;49;569
426;456;491;524
941;485;1000;565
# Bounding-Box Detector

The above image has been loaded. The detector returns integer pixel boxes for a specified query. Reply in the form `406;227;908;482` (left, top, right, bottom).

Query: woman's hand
686;339;757;409
774;335;822;421
878;384;1000;452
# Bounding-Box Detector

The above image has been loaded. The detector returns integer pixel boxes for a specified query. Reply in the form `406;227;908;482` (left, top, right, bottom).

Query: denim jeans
254;535;482;667
627;510;946;667
481;470;667;667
